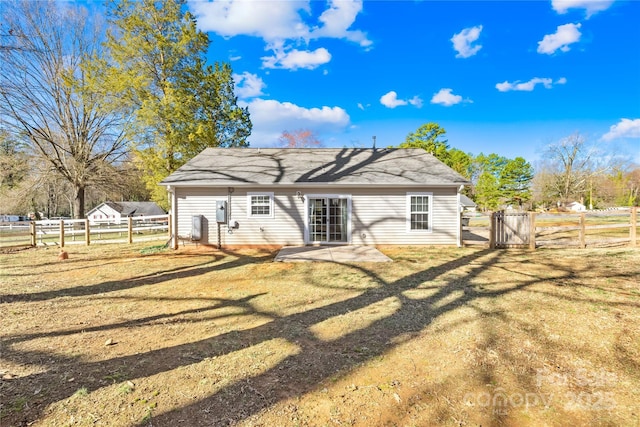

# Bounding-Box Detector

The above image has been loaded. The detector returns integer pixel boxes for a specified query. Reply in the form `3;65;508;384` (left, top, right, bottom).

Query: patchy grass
0;243;639;426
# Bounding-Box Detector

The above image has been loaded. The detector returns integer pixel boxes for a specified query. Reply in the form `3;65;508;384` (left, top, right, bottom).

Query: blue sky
189;0;640;163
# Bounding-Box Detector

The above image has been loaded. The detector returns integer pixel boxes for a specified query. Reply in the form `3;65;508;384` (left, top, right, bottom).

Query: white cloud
233;72;266;99
537;23;582;54
243;98;350;146
380;91;407;108
551;0;614;17
190;0;370;73
408;96;423;108
379;91;423;109
601;118;640;141
451;25;483;58
189;0;371;48
262;47;331;70
189;0;310;41
495;77;567;92
430;88;466;106
311;0;372;48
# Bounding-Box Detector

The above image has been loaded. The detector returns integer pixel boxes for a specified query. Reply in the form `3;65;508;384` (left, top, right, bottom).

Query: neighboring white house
160;148;470;248
86;201;165;225
566;201;587;212
459;194;477;213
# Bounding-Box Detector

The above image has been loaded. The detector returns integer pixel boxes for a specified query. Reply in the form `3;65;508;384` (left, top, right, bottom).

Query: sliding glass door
307;196;349;243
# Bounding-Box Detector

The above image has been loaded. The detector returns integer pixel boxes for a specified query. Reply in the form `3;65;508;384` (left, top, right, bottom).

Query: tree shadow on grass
0;249;216;278
0;250;274;304
140;248;639;426
1;293;269;348
3;248;631;426
1;248;497;425
138;248;546;426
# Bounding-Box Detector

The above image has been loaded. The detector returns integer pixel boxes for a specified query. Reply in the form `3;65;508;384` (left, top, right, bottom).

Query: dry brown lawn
1;243;639;427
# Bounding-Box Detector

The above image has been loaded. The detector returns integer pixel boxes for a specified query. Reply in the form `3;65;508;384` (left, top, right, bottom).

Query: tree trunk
74;184;85;219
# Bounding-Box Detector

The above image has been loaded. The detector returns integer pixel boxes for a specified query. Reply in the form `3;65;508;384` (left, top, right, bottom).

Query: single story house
86;201;165;225
459;194;477;212
566;201;587;212
160;148;470;248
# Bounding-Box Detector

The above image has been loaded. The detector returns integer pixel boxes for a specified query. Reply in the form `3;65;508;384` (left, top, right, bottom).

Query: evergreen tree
499;157;534;207
475;171;500;211
400;123;450;163
400;123;472;178
105;0;251;207
0;130;27;190
448;148;473;179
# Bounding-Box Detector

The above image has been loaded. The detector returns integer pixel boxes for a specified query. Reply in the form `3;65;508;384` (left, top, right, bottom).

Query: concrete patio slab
274;245;392;263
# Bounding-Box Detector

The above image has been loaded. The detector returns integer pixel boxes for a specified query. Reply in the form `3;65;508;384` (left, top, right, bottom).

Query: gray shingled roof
102;201;165;216
460;194;477;207
160;148;470;187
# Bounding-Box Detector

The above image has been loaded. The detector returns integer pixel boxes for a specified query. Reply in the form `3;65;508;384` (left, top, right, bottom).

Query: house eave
160;181;469;189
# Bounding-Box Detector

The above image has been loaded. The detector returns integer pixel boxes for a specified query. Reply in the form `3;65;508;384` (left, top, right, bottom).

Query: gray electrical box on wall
191;215;203;241
216;200;227;223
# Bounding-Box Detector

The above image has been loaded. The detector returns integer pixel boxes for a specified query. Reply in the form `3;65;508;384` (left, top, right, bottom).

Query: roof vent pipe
372;135;376;150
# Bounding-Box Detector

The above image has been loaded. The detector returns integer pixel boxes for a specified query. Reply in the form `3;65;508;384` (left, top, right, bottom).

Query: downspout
457;185;463;248
168;186;178;250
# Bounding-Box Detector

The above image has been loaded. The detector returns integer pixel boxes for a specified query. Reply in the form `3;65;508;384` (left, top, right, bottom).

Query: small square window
247;192;274;218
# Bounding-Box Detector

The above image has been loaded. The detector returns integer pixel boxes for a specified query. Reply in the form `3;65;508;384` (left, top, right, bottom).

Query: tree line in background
0;0;249;218
275;122;639;210
399;123;639;211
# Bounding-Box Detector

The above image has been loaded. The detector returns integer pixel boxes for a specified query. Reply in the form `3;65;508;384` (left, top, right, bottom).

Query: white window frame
406;192;433;233
247;192;274;218
303;194;352;244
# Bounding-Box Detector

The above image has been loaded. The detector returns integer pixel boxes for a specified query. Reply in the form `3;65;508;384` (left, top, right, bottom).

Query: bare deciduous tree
0;0;129;218
278;129;323;148
540;133;595;205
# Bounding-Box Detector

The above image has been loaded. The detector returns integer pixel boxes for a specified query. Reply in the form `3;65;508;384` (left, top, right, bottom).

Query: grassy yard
1;244;639;426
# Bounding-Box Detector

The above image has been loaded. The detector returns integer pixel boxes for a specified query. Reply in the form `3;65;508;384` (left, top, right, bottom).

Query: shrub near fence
0;215;170;249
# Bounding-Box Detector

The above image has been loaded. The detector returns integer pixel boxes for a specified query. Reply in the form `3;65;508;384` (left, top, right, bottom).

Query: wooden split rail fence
463;208;638;249
0;215;171;249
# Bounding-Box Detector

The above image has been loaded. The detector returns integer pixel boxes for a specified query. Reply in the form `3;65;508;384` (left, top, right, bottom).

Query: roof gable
87;202;165;217
161;148;470;187
460;194;477;207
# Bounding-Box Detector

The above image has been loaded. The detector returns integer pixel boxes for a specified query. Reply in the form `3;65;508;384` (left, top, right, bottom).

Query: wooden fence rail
0;215;170;249
463;207;638;249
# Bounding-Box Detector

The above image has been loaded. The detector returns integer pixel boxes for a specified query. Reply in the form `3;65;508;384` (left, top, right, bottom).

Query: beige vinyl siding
174;187;223;245
174;185;459;246
174;187;306;246
350;187;459;245
227;188;306;246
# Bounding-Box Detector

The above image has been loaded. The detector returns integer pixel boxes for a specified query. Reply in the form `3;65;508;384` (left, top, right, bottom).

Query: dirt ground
1;243;639;426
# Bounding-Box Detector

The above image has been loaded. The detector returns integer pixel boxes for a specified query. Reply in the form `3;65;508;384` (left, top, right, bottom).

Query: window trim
406;192;433;233
247;192;274;218
303;193;352;244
